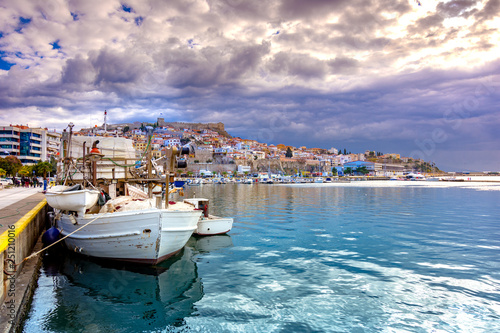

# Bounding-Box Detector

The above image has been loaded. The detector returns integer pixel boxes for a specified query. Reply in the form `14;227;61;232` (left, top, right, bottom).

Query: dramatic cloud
0;0;499;171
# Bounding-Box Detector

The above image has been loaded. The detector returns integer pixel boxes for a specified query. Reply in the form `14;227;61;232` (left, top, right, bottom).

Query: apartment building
0;125;60;164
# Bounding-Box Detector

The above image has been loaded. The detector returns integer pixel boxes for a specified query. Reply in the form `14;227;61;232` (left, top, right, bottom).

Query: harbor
1;127;500;331
1;180;500;332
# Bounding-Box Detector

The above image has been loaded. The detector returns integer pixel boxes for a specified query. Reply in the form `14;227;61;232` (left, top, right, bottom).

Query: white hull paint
45;187;100;214
183;198;234;236
194;216;233;236
57;208;202;264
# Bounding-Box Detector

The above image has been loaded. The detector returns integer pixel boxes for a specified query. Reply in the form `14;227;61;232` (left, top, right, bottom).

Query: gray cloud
436;0;479;18
0;0;499;171
267;52;327;79
474;0;500;21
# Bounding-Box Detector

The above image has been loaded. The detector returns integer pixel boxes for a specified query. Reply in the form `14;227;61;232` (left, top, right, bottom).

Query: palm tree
37;161;53;177
18;165;31;176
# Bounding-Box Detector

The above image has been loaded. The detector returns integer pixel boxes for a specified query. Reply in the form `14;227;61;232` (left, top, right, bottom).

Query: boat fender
42;226;61;247
69;215;77;225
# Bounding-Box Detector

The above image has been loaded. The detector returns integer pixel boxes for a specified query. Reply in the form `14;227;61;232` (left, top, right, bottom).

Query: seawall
0;195;47;332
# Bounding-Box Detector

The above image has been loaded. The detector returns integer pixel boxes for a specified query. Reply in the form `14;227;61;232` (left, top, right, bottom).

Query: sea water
22;181;500;332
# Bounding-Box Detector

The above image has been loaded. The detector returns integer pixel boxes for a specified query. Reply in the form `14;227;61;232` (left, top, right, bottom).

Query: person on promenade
43;177;48;193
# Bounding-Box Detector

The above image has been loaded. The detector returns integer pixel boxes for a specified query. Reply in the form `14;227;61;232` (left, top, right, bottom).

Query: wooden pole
147;135;152;198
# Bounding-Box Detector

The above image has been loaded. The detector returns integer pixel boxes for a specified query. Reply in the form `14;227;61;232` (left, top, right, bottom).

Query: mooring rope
16;212;109;266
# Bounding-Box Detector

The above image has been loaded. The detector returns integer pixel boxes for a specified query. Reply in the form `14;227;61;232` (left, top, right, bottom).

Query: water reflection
24;183;500;332
23;235;233;333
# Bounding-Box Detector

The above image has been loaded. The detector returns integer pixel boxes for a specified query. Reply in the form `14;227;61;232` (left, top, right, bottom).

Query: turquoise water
23;182;500;332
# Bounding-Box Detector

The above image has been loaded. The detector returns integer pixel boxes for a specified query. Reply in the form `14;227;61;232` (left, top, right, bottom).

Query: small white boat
184;198;233;236
45;185;100;215
314;177;324;183
405;173;426;181
188;178;202;186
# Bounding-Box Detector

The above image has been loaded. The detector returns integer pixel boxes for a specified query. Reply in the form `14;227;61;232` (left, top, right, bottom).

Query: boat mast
146;127;153;198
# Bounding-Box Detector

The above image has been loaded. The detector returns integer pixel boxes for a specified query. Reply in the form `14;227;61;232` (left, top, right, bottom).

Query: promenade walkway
0;187;46;234
0;187;47;331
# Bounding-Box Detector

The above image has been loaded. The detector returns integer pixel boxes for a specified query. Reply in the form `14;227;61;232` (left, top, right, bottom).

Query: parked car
0;178;13;186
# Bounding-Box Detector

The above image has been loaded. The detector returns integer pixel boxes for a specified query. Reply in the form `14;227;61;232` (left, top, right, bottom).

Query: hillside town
1;115;445;179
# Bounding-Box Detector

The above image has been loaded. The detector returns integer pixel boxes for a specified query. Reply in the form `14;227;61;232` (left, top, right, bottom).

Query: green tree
356;166;370;175
0;156;22;176
36;161;53;177
0;168;6;177
331;167;337;176
344;167;353;175
18;165;31;176
123;126;130;133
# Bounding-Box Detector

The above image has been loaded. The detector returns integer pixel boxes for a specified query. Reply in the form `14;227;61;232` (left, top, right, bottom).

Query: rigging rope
15;212;109;266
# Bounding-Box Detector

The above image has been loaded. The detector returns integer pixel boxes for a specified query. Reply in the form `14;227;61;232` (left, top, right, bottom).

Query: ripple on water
23;184;500;332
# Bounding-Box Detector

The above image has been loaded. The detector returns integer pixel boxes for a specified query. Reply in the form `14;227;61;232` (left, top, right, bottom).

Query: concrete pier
0;187;47;332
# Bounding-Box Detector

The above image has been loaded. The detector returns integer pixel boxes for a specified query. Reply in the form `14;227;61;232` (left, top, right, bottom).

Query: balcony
0;133;20;139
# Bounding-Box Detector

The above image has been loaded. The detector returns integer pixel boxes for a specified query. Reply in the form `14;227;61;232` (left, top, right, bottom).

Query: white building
164;138;181;147
237;165;251;174
46;130;62;161
0;125;60;164
328;147;339;154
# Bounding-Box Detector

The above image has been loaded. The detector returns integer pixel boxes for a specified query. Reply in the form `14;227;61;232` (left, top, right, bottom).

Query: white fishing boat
184;198;233;236
57;196;201;264
314;177;324;183
45;124;202;264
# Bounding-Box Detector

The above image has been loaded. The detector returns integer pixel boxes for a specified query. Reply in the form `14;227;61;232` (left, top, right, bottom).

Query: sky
0;0;499;172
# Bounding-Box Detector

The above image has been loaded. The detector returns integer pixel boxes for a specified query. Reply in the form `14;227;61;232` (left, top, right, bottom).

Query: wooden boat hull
194;216;233;236
57;208;202;264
